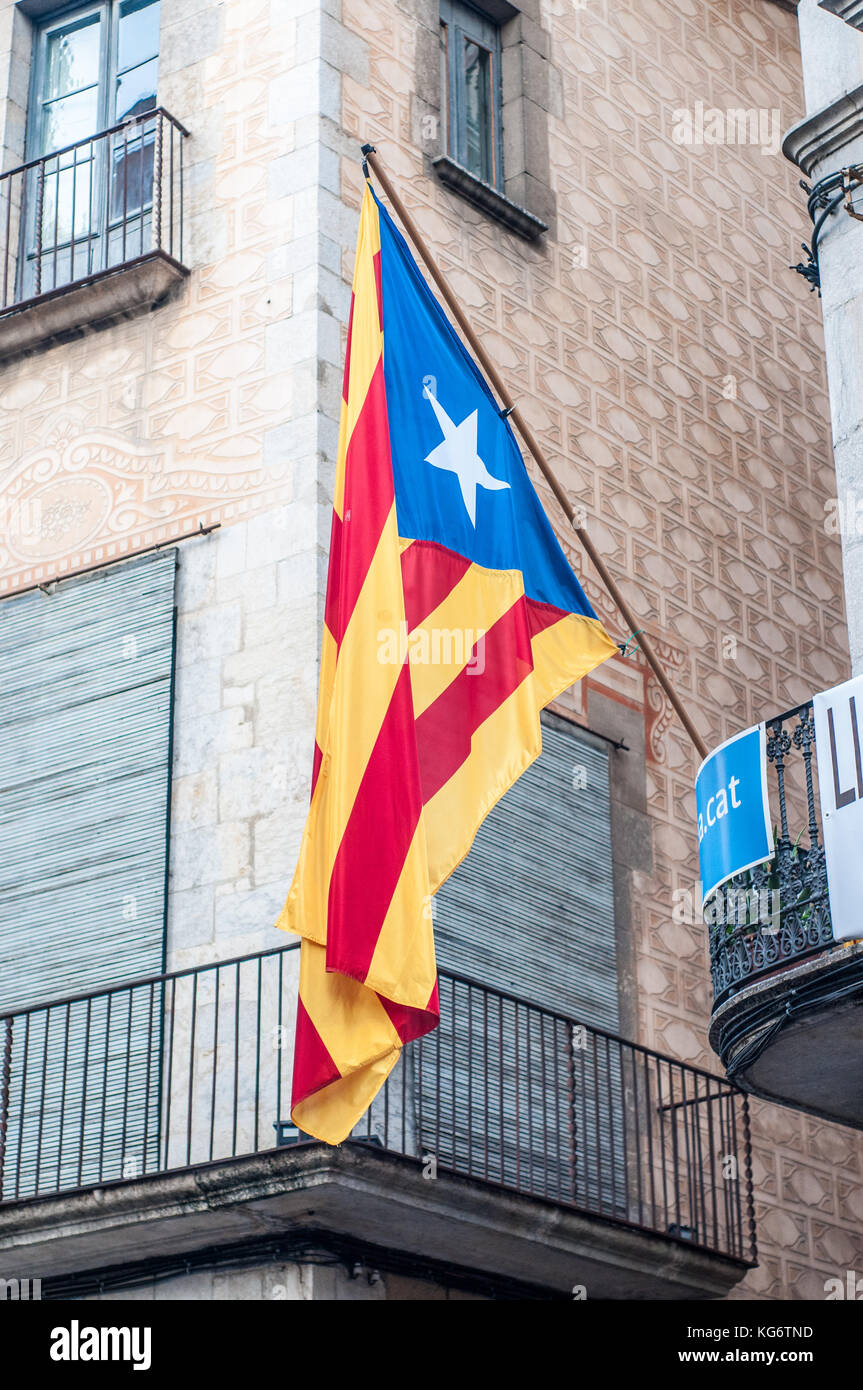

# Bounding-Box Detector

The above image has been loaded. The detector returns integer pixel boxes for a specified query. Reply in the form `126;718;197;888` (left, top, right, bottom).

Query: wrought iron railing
709;699;833;1007
0;944;755;1265
0;107;187;312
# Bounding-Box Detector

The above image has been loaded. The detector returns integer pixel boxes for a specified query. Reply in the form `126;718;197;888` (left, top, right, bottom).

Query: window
0;552;176;1197
440;0;503;190
433;0;550;239
22;0;160;296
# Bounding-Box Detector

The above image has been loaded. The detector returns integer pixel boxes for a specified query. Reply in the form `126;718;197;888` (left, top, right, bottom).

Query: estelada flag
276;185;617;1143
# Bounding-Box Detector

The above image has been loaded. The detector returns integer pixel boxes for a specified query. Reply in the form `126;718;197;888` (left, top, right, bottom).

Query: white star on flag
423;386;510;526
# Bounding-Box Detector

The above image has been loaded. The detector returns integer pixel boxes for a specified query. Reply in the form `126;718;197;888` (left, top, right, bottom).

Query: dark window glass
117;0;160;75
115;55;158;121
41;14;102;152
463;38;492;183
23;1;161;297
439;20;449;156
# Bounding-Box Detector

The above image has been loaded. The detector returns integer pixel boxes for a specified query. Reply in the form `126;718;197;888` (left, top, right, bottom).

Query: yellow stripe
423;677;541;892
334;189;382;518
332;399;349;525
314;622;338;756
277;500;407;943
531;612;618;708
422;612;616;891
292;1060;398;1146
316;190;383;759
293;939;401;1145
364;814;436;1008
407;563;522;718
320;503;405;851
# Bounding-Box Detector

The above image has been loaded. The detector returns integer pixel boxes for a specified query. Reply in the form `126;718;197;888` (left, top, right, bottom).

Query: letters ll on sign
813;673;863;943
695;724;773;904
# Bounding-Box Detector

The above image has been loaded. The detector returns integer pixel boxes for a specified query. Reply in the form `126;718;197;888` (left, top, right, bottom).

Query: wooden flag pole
363;145;708;761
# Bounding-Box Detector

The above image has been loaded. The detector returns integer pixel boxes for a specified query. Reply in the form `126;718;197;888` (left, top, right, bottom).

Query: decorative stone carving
0;428;290;594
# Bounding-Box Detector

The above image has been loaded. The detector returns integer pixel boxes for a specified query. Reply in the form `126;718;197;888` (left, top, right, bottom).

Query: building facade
0;0;862;1300
784;0;863;671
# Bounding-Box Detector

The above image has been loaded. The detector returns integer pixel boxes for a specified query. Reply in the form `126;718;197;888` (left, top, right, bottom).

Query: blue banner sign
696;724;772;902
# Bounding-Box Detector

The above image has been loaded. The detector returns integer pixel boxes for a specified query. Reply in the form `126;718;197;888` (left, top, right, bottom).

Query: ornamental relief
0;426;291;593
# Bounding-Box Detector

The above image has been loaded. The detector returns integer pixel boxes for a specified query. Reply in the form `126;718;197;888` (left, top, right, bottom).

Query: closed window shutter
423;717;623;1205
0;551;176;1197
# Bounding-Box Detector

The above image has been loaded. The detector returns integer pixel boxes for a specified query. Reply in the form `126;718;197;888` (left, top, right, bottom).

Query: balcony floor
0;1142;751;1300
710;940;863;1127
0;250;187;363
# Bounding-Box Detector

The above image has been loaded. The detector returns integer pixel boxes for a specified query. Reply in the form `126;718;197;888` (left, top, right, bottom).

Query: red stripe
334;356;394;645
381;979;439;1044
414;595;537;803
400;539;472;632
526;595;571;639
323;510;343;641
292;997;341;1108
326;662;424;984
310;740;324;799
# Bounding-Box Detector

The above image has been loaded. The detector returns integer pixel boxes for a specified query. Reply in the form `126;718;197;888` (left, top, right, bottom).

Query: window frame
26;0;160;161
19;0;161;300
440;0;504;191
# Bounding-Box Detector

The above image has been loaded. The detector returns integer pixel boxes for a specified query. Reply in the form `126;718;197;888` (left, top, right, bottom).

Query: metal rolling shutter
0;551;176;1197
425;716;623;1207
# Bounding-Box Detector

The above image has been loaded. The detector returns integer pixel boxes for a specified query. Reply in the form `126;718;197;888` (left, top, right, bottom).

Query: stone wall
787;0;863;674
0;0;335;975
81;1259;387;1300
79;1259;484;1299
168;516;314;972
0;0;861;1301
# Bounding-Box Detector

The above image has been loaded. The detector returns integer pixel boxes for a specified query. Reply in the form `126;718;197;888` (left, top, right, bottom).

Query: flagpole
362;145;708;761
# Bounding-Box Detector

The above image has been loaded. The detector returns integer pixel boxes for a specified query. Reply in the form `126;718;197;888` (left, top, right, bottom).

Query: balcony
0;945;754;1299
0;109;188;363
709;699;863;1127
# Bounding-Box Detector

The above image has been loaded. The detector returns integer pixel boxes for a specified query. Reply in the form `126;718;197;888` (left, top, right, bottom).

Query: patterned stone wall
0;0;340;597
0;0;859;1300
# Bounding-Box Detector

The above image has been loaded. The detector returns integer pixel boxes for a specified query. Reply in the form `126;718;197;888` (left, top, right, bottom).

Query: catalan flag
277;186;617;1143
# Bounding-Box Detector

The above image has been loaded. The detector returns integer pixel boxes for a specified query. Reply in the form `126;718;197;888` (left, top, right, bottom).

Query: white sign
813;673;863;942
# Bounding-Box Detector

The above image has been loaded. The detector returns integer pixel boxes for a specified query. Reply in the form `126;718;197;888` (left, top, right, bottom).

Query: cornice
783;81;863;174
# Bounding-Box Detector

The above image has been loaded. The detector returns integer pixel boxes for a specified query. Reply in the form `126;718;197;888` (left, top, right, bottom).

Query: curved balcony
708;700;863;1128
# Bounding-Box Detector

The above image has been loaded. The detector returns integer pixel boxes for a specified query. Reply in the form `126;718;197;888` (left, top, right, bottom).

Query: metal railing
0;944;755;1265
0;108;187;312
709;699;833;1007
